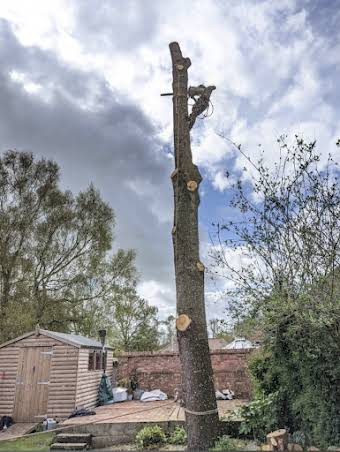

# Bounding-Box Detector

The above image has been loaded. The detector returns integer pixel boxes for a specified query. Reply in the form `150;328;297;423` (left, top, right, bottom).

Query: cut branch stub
187;180;198;192
171;168;178;179
176;314;192;332
196;261;205;272
172;226;177;235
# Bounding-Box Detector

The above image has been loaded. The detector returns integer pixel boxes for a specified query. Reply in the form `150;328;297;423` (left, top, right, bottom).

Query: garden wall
117;349;252;399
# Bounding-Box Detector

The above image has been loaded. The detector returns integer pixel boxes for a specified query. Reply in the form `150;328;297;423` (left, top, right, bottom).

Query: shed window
95;351;101;370
88;350;106;371
88;351;95;370
102;351;107;370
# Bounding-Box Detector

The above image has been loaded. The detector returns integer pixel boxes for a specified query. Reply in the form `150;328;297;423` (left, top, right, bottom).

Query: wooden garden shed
0;328;113;422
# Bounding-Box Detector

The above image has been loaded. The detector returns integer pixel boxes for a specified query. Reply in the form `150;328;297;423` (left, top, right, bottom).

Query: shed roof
0;328;113;350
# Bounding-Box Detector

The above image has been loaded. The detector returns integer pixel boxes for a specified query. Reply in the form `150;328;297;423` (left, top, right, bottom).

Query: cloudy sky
0;0;339;321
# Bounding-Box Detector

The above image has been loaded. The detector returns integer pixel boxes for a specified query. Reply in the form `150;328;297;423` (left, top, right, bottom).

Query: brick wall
116;349;252;399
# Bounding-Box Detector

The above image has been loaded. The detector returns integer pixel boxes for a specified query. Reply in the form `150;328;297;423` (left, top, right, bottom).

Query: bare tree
210;136;340;317
169;42;218;450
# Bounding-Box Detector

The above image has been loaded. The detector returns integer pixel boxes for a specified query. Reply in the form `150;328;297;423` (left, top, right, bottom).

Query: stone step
50;442;88;450
55;433;92;444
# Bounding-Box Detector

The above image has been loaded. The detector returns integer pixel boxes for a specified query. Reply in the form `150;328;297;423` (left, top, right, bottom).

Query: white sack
140;389;168;402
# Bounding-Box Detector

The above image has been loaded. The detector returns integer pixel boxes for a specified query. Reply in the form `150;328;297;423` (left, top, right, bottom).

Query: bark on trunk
169;41;219;450
0;271;11;338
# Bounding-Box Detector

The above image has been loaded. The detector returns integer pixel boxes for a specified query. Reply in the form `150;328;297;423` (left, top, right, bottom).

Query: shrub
290;430;308;449
167;426;187;445
211;435;240;451
249;299;340;448
235;392;279;442
135;425;167;449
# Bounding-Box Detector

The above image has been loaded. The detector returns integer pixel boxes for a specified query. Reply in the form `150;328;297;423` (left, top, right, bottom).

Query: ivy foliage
249;293;340;447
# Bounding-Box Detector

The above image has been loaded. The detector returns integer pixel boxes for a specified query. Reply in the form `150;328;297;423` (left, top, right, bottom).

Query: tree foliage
159;314;176;348
210;136;340;446
0;151;140;343
108;286;160;351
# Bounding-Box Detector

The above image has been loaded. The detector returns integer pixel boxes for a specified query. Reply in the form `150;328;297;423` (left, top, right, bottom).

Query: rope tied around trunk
184;407;218;416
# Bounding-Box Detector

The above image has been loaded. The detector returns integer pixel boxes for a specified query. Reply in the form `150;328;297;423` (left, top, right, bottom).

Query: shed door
13;347;52;422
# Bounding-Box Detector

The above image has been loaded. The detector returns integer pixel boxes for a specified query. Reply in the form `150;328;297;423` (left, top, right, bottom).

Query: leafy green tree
68;249;138;337
108;286;160;351
209;318;233;341
233;316;263;342
0;150;136;341
159;314;176;347
0;151;59;338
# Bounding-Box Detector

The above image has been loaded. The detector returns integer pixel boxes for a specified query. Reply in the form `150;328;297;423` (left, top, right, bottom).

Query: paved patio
62;399;248;426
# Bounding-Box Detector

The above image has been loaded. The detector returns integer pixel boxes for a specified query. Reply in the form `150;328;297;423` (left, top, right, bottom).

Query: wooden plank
47;401;76;406
51;357;77;361
77;388;98;400
0;346;20;416
48;394;75;399
0;422;39;440
49;385;76;390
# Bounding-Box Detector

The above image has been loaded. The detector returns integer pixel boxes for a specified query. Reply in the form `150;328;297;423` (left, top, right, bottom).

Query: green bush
167;426;187;445
290;430;308;449
235;392;279;442
211;435;240;451
249;295;340;448
135;425;167;449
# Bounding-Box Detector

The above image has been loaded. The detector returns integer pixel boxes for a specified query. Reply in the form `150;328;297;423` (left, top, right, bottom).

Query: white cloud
192;126;233;169
2;1;335;165
137;279;176;319
125;177;172;225
9;70;42;94
1;0;339;318
212;171;234;192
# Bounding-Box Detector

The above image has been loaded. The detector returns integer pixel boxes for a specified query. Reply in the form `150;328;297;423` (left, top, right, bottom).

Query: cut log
266;429;288;451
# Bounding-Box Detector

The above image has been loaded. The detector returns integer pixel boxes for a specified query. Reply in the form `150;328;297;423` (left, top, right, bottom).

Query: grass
0;431;54;451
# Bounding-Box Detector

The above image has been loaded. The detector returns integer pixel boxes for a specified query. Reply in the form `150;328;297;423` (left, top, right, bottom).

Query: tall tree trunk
169;42;219;450
0;271;12;341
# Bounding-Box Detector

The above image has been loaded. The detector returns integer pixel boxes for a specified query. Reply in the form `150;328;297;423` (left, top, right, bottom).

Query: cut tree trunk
267;429;288;451
169;41;219;450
